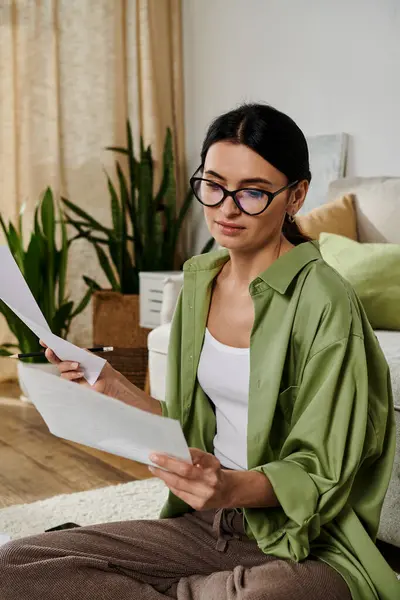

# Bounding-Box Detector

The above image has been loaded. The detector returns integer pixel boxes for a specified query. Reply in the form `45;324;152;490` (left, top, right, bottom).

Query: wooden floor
0;381;150;509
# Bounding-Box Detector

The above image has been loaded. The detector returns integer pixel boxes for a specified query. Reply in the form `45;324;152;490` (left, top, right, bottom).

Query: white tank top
197;328;250;470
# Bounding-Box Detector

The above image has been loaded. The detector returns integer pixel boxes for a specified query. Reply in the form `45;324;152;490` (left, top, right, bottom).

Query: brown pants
0;508;351;600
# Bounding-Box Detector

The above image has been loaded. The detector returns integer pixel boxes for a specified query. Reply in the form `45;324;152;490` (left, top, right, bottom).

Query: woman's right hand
39;340;116;396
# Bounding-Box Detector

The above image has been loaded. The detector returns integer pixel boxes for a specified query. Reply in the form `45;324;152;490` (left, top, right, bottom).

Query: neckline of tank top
204;328;250;355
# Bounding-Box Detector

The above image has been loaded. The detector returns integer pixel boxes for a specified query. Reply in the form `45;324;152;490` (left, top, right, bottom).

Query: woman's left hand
148;448;233;510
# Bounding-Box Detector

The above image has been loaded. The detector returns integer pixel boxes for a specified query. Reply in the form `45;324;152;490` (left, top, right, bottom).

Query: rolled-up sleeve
246;335;372;561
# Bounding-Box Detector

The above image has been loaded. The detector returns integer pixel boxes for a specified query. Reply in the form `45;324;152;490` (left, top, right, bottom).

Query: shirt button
189;354;193;360
189;305;193;309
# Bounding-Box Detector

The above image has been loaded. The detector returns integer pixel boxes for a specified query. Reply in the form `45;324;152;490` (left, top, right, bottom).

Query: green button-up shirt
160;241;399;600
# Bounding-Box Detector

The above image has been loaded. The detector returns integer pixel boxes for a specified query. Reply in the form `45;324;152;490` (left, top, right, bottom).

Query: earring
286;213;295;223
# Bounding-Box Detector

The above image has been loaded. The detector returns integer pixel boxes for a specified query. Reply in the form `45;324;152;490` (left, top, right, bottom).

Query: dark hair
200;103;312;245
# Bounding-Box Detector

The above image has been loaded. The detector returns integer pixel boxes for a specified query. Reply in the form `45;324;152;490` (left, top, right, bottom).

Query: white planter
17;361;60;403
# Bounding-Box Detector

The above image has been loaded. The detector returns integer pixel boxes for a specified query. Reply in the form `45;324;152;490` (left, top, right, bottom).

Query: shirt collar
257;240;321;294
184;241;321;295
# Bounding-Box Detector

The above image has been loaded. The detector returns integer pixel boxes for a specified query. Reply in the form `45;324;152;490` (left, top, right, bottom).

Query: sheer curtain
0;0;185;381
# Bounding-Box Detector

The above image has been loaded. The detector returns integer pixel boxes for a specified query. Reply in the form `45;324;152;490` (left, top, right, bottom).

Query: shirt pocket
278;385;299;424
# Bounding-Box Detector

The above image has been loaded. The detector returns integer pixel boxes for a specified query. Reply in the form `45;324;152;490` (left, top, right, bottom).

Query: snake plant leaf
0;217;24;272
0;348;13;356
0;188;90;357
41;187;56;318
0;213;9;242
105;146;129;156
107;172;122;240
154;161;170;210
116;163;128;289
0;343;19;348
6;222;25;272
62;198;113;236
93;242;120;291
24;234;42;301
153;211;164;270
138;140;154;265
201;237;215;254
163;128;177;217
125;122;143;262
171;187;194;259
83;275;102;291
106;171;122;277
51;301;74;337
17;203;26;254
69;285;96;319
0;299;36;354
58;200;68;306
64;219;117;245
120;246;137;294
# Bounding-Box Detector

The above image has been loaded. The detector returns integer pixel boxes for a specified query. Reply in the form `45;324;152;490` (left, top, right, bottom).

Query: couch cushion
296;195;357;240
327;177;400;243
319;233;400;330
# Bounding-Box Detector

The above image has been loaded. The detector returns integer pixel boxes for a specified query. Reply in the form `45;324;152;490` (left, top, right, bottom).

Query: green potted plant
62;122;194;349
0;188;97;400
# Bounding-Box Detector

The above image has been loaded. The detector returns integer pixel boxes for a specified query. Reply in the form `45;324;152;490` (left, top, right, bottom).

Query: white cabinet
139;271;181;329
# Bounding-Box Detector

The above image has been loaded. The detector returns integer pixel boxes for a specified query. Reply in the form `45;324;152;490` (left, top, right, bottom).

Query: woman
1;104;398;600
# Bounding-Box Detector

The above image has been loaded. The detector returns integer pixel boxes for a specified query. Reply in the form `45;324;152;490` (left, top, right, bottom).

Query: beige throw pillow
296;195;357;241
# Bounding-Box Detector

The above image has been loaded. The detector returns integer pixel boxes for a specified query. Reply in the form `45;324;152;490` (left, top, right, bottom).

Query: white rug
0;478;168;540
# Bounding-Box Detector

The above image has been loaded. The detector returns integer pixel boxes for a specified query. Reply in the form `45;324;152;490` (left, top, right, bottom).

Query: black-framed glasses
190;167;299;216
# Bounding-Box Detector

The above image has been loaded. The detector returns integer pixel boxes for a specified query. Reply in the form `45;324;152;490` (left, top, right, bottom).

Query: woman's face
201;141;306;252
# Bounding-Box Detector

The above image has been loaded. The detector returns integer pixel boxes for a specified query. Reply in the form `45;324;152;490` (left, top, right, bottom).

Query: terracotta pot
92;291;151;348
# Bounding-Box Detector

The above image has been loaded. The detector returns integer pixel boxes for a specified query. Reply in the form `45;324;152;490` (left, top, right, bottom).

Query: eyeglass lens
193;179;269;215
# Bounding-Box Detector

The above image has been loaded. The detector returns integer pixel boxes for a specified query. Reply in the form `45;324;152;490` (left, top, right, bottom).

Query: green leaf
107;171;122;240
83;275;102;291
94;243;120;291
34;204;42;237
0;216;24;273
62;198;113;235
120;247;137;294
171;187;194;261
5;222;24;271
0;347;12;356
138;140;154;266
163;128;177;216
51;301;74;334
40;188;56;318
23;234;42;300
0;213;10;243
126;121;143;263
105;146;129;155
154;162;170;210
106;171;122;278
0;300;38;353
70;285;95;319
201;237;215;254
58;201;68;306
64;219;116;244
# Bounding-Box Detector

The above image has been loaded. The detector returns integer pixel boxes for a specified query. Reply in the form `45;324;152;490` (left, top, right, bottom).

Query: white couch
147;176;400;548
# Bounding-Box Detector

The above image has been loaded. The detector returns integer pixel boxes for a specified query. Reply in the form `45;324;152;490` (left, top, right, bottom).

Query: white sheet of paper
0;246;105;385
0;246;50;330
20;366;192;467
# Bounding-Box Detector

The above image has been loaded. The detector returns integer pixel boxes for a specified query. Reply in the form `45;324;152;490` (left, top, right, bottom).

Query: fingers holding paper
41;341;85;380
148;448;233;511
